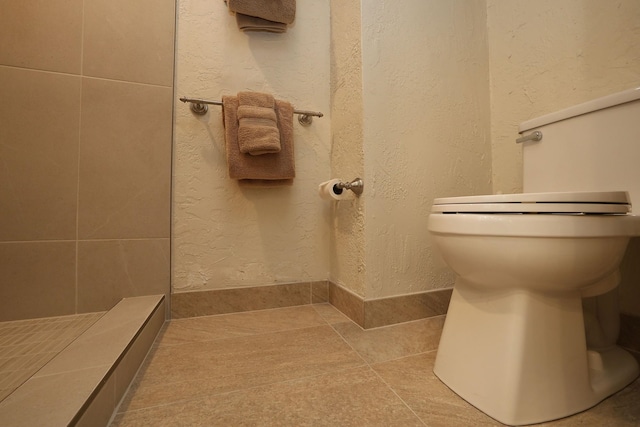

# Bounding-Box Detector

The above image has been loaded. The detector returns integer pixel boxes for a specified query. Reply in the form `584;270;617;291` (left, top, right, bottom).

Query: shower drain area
0;312;106;402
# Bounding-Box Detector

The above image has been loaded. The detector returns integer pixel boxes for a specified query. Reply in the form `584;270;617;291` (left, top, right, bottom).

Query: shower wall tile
0;67;81;242
82;0;175;86
0;242;76;321
78;78;172;240
0;0;83;74
77;239;170;313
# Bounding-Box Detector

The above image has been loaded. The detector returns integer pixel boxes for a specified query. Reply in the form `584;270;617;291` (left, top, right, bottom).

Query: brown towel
222;96;295;185
237;92;281;155
235;13;287;33
227;0;296;25
238;91;276;108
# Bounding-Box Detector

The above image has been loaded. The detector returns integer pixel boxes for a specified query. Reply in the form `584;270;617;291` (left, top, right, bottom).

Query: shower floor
0;312;105;402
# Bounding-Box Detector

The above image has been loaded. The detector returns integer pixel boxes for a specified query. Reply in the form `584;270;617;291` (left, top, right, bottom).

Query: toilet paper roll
318;179;353;201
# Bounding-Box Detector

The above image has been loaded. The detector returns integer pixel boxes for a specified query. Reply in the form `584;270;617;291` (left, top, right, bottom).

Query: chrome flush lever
516;131;543;144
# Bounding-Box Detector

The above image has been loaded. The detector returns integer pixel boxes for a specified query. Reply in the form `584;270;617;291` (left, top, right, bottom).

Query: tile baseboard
328;282;452;329
171;281;329;319
171;281;452;329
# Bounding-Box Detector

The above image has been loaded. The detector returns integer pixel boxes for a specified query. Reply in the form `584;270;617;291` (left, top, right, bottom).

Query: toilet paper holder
335;178;364;196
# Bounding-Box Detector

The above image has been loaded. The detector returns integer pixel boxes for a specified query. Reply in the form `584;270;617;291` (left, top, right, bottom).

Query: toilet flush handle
516;131;543;144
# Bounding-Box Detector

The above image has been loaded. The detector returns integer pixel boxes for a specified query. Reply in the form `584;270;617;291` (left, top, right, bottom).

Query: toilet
428;87;640;426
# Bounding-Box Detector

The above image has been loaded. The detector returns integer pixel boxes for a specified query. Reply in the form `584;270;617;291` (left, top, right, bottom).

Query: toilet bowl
428;87;640;426
428;191;640;425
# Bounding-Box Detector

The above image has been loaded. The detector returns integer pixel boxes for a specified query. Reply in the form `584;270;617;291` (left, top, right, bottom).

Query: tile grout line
115;364;371;417
320;305;430;425
368;362;429;426
116;306;365;416
74;0;86;315
115;304;435;422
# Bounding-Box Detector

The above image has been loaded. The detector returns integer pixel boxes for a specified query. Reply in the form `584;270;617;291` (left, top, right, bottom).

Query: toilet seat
432;191;630;214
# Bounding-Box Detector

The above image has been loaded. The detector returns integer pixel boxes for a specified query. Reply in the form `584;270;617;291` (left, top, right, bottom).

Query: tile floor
0;312;105;402
111;304;640;426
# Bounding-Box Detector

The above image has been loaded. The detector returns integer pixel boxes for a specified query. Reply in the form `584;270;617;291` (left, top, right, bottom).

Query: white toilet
428;87;640;426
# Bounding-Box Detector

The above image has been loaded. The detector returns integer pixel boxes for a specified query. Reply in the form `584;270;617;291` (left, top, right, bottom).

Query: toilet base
434;281;639;426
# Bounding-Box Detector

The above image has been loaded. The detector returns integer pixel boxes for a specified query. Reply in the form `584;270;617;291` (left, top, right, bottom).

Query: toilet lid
432;191;631;214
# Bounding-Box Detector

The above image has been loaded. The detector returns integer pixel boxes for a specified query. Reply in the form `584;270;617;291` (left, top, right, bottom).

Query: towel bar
179;97;324;126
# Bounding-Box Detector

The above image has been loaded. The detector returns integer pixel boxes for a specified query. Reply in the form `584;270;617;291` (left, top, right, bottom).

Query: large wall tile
77;239;170;313
0;67;80;241
83;0;175;86
78;78;172;239
0;0;82;73
0;242;76;321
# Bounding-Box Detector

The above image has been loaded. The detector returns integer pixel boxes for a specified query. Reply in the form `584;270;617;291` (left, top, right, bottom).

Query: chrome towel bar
179;97;324;126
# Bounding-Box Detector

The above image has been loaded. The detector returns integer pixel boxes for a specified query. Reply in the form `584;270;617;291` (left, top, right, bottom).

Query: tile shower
0;0;174;419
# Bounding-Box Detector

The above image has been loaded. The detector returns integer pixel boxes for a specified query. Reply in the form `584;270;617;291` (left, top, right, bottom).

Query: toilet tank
520;87;640;213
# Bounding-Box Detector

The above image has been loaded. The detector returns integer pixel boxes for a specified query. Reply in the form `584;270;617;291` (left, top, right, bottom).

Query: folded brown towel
228;0;296;25
238;91;275;108
235;13;287;33
222;96;295;185
237;106;280;155
237;92;281;155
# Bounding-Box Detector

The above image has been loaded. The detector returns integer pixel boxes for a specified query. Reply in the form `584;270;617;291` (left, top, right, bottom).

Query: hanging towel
237;91;281;155
222;96;295;185
227;0;296;25
235;13;287;33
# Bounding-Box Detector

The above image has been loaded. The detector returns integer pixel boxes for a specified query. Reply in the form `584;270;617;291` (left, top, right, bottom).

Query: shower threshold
0;294;165;426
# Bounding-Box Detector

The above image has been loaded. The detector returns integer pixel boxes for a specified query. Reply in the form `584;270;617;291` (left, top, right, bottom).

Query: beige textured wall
173;1;331;292
0;0;174;320
488;0;640;194
487;0;640;316
329;0;366;297
360;1;492;299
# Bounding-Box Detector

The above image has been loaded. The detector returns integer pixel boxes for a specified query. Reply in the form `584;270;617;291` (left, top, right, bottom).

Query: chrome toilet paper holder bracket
335;178;364;196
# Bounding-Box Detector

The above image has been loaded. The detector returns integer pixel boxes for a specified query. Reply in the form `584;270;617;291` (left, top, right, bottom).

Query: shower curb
0;295;165;427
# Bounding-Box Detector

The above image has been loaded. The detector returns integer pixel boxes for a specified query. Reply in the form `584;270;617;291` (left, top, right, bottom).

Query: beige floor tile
112;366;424;427
535;377;640;427
312;303;353;324
374;351;640;427
332;316;445;364
112;305;640;427
158;306;328;347
119;325;366;411
372;352;500;426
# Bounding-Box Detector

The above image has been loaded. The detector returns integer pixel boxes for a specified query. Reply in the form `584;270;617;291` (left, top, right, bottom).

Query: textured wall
487;0;640;316
329;0;366;297
360;1;492;298
488;0;640;194
173;1;331;292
